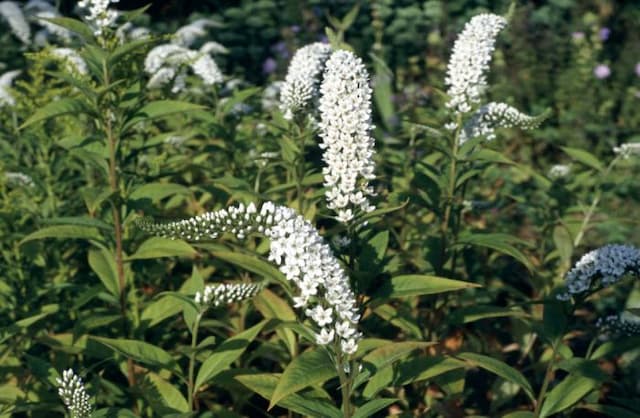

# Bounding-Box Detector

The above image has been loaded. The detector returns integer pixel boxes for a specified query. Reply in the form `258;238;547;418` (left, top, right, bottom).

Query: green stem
533;341;559;417
188;312;203;410
335;352;353;418
440;115;462;273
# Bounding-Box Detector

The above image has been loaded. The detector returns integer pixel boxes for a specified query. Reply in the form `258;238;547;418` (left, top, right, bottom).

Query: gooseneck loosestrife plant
3;0;639;416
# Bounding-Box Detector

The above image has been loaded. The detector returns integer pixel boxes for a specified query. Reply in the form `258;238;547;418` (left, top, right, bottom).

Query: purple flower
272;41;289;59
572;31;585;40
599;27;611;41
290;25;300;33
594;64;611;79
318;34;329;44
635;62;640;77
262;57;277;74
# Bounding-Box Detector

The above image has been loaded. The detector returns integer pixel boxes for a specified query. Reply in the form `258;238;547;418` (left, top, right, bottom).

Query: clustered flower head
0;70;20;107
596;314;640;337
0;1;30;44
445;13;507;114
5;171;35;187
195;282;263;309
144;39;223;92
56;369;92;418
77;0;119;36
613;142;640;159
318;50;376;223
173;18;221;48
460;102;547;143
279;42;332;120
50;48;88;75
138;201;361;356
548;164;571;179
558;244;640;300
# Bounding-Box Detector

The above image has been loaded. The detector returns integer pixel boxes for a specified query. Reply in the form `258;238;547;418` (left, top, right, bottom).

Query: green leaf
37;16;95;41
579;404;640;418
456;353;535;401
129;183;190;202
354;341;436;390
269;348;337;410
194;321;266;391
235;373;342;418
123;101;204;132
88;247;120;296
455;233;534;272
220;87;261;115
371;275;479;301
142;372;190;414
90;336;181;376
539;373;600;417
353;398;398;418
371;304;423;339
20;98;88;129
42;216;112;231
141;295;185;328
109;37;156;66
394;356;467;386
210;251;290;292
451;305;529;324
501;412;535;418
92;409;138;418
253;289;297;356
561;146;604;172
20;225;102;245
128;237;196;260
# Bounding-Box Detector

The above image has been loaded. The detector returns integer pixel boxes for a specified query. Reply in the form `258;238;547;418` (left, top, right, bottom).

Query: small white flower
459;102;546;143
77;0;120;36
51;48;88;75
316;327;335;345
341;338;358;355
307;305;333;327
548;164;570;179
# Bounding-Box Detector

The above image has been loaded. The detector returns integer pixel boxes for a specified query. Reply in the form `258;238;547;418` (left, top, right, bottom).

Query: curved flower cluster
460;102;548;143
195;282;263;309
0;70;20;107
548;164;570;179
174;18;221;47
0;1;30;44
597;314;640;337
445;13;507;114
77;0;119;36
5;171;35;187
558;244;640;300
280;42;332;120
51;48;88;75
613;142;640;159
144;43;223;92
57;369;91;418
138;201;361;356
318;50;376;223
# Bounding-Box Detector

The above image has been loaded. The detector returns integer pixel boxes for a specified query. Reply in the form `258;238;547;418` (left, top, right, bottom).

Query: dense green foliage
1;1;640;417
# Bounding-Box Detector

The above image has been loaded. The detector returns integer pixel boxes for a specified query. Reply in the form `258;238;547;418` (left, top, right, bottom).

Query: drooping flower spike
0;1;30;44
318;49;376;223
279;42;332;120
558;244;640;300
195;282;264;310
56;369;92;418
0;70;21;107
597;314;640;337
459;102;549;144
445;13;507;114
138;202;361;357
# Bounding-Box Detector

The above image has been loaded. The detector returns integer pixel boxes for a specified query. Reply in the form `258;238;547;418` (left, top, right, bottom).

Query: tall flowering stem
318;50;376;224
138;202;361;414
138;202;361;358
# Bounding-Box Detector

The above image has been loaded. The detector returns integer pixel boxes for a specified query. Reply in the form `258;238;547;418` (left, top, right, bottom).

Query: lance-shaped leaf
20;98;89;129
